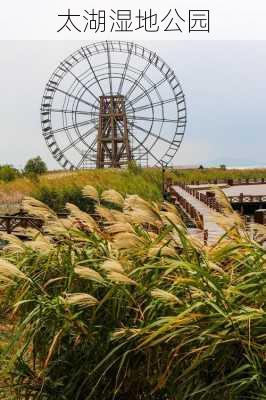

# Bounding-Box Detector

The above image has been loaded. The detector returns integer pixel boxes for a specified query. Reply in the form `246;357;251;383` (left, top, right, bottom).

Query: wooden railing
166;178;266;207
169;186;204;230
186;177;265;186
228;194;266;204
0;215;43;234
172;182;222;213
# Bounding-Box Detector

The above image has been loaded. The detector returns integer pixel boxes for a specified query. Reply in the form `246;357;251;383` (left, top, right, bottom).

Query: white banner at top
0;0;265;40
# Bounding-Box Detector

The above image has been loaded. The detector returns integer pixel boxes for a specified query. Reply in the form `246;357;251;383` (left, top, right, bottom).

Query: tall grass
0;168;171;212
173;167;266;184
0;167;265;212
0;187;265;399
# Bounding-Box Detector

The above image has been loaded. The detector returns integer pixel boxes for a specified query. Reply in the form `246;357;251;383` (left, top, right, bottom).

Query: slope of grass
0;167;265;213
0;168;172;212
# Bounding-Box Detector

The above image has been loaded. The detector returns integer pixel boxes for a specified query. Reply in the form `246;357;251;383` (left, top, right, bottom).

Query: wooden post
239;193;244;215
203;229;208;245
6;218;11;234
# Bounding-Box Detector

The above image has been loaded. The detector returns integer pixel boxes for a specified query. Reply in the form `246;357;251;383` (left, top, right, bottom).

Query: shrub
0;165;19;182
24;156;47;176
32;185;95;214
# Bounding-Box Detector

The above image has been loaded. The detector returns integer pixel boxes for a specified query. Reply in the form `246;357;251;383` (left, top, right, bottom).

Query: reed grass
0;186;265;399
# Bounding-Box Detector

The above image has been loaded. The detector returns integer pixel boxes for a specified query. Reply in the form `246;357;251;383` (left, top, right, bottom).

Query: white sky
0;40;265;169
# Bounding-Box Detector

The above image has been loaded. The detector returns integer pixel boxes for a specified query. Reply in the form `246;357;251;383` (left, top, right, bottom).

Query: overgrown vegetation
0;165;20;183
0;168;169;212
24;156;48;177
173;167;266;184
0;157;47;184
0;186;265;399
0;167;265;212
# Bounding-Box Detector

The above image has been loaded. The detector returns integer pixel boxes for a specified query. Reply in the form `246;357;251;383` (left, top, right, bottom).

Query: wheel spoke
124;53;156;99
128;115;178;123
46;85;100;111
61;62;100;103
50;119;97;135
128;129;162;165
130;122;173;146
126;97;182;113
81;47;105;97
61;127;96;154
76;138;97;168
42;108;95;116
105;41;113;96
128;76;167;106
118;42;134;95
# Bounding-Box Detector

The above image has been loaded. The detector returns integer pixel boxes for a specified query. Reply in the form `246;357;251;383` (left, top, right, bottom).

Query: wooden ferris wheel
41;41;186;169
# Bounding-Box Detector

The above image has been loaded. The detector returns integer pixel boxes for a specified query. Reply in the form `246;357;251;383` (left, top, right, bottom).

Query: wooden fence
0;215;43;234
187;178;265;186
228;194;266;204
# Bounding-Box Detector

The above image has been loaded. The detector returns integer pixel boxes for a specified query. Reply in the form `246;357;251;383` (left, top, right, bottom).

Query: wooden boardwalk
171;185;225;245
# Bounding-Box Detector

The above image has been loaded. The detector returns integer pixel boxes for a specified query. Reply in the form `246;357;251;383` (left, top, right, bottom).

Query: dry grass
63;293;99;308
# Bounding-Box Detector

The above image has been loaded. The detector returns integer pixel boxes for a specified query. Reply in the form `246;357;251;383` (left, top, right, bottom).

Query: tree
220;164;227;170
0;165;19;182
24;156;47;176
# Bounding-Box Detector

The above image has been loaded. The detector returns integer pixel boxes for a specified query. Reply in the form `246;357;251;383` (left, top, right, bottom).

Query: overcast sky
0;40;265;169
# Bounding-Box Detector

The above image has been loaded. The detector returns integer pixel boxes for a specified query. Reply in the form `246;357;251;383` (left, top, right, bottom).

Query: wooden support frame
96;95;132;168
